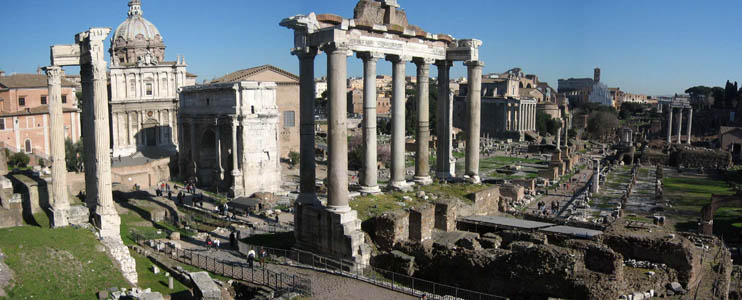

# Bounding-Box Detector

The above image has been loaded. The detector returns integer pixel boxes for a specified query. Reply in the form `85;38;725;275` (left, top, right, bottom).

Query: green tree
587;111;619;140
8;152;30;169
65;138;84;172
288;151;300;167
404;81;439;137
536;111;562;136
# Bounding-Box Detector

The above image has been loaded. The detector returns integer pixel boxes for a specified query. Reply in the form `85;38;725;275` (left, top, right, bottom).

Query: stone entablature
179;82;281;197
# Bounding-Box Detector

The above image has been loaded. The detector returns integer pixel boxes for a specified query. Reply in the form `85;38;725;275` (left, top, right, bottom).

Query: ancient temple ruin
178;81;282;197
281;0;484;265
48;28;138;285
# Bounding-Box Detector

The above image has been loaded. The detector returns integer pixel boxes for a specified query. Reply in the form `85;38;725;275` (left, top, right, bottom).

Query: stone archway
142;118;159;147
196;128;217;186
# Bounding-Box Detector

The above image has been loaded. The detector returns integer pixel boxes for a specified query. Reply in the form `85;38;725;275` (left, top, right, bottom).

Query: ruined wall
364;210;409;251
669;145;732;169
434;200;457;232
409;204;434;242
468;186;502;215
498;184;523;203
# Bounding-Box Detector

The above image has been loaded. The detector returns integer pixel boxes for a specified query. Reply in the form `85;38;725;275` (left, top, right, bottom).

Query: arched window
24;139;31;153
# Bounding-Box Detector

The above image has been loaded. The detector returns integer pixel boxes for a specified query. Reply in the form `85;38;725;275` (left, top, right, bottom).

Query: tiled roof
212;65;299;84
0;74;77;89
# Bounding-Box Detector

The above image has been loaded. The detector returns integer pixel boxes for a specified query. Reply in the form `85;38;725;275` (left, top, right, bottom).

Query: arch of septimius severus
44;28;138;285
282;0;485;265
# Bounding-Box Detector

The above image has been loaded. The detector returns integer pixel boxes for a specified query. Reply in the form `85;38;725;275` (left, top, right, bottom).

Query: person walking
215;239;221;249
247;249;256;269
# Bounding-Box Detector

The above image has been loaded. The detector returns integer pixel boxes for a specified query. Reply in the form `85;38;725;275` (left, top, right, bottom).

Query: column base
359;185;382;195
388;180;414;192
230;174;244;198
49;206;69;228
293;201;371;267
436;171;455;181
296;193;321;205
463;175;481;184
413;176;433;186
93;208;122;239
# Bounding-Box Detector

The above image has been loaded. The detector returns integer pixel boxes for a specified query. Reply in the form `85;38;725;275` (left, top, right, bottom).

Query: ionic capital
413;57;436;66
292;47;318;59
464;60;485;68
320;42;352;56
434;60;453;68
385;54;412;64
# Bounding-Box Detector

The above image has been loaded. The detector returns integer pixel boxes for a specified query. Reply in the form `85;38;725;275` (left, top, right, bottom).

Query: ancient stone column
556;125;562;148
214;120;224;181
387;55;410;190
435;60;453;179
414;58;434;185
230;118;243;196
507;104;512;130
78;28;119;237
687;108;693;144
325;43;351;211
189;121;197;178
44;66;69;228
675;108;682;144
563;115;569;146
666;106;673;143
464;60;484;183
593;159;600;193
358;52;382;194
294;48;318;203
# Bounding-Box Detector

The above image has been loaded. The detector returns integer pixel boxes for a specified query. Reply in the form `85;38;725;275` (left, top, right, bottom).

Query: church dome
110;0;166;65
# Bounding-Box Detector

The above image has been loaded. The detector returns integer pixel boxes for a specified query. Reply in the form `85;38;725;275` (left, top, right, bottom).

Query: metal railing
237;241;509;300
132;233;311;296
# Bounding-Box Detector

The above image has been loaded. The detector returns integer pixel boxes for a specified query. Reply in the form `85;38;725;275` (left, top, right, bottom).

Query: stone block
190;272;221;300
294;202;371;266
499;184;524;203
67;205;90;225
469;186;500;215
169;232;180;240
371;250;416;276
408;204;434;242
370;210;409;250
433;200;457;232
479;233;502;249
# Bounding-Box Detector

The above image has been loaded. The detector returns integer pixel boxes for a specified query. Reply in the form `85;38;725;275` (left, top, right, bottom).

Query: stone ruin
0;151;23;229
282;0;485;266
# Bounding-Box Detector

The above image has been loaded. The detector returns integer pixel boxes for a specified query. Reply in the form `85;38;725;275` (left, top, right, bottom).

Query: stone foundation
294;201;371;266
434;200;457;232
409;204;434;242
101;236;138;285
67;205;90;225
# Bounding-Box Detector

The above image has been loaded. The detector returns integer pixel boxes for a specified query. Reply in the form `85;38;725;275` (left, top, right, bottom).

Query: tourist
166;183;170;193
206;237;212;251
215;239;221;249
247;249;256;269
168;190;172;200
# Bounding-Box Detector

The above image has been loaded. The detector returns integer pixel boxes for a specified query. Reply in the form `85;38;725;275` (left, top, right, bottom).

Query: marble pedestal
359;185;382;195
389;180;414;192
294;201;370;266
49;207;69;228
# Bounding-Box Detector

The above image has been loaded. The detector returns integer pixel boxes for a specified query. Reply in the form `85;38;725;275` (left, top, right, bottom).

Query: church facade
108;0;193;157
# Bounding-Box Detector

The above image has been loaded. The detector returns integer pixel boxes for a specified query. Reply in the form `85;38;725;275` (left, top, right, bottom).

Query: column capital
386;54;412;63
320;42;352;56
42;66;63;84
413;57;436;66
434;60;453;68
356;51;384;62
464;60;485;68
292;47;318;59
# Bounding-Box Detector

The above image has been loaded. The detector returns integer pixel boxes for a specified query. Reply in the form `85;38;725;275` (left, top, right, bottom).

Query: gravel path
179;239;416;300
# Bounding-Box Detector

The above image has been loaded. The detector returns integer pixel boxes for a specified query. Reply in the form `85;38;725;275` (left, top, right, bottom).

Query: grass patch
0;226;130;299
663;173;742;236
240;232;295;250
130;251;191;297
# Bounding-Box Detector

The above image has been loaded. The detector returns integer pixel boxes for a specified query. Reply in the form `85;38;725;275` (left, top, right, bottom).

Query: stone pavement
177;238;415;300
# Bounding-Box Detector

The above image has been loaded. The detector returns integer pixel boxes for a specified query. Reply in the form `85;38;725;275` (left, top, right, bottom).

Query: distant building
315;79;327;99
179;81;281;196
622;93;649;104
212;65;300;158
0;73;81;157
589;82;613;107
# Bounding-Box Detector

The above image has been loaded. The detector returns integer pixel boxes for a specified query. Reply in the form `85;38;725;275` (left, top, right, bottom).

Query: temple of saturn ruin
46;28;138;285
178;81;282;197
659;97;693;144
281;0;484;265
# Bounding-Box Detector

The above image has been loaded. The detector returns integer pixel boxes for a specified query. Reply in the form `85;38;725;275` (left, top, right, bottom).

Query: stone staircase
101;236;138;285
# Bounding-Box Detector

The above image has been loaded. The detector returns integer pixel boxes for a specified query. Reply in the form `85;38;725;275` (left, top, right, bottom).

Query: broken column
43;66;70;228
464;60;484;183
413;58;434;185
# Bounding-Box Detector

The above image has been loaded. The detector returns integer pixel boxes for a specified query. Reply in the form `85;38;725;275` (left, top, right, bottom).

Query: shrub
9;152;30;169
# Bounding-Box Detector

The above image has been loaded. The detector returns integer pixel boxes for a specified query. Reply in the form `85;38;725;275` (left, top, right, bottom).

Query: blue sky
0;0;739;95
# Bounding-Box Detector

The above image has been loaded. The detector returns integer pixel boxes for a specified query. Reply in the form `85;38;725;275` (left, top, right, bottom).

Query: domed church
108;0;194;157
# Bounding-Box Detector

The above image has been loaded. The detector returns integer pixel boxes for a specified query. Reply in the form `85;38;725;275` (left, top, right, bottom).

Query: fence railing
132;233;311;296
237;241;509;300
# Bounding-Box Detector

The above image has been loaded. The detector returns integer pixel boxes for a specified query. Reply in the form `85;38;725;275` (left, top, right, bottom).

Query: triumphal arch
282;0;484;265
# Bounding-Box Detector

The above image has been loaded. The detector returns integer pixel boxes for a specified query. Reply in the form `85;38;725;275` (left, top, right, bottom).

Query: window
145;82;153;96
62;95;67;104
18;97;25;107
0;118;5;130
129;79;136;96
24;139;31;153
284;111;295;128
41;96;47;105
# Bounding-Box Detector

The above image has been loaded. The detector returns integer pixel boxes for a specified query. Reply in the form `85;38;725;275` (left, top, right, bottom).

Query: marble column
687;108;693;144
563;115;569;147
214;120;224;181
435;60;454;179
44;66;69;228
414;58;434;185
507;104;512;130
189;121;197;178
230;118;241;179
675;108;682;144
325;43;351;211
666;106;673;143
79;28;119;237
387;55;410;190
358;52;382;194
556;125;562;148
464;60;484;183
294;47;318;203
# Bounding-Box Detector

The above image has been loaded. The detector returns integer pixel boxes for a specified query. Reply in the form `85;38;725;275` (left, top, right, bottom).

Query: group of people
205;236;221;251
246;247;267;269
536;200;560;216
155;182;172;198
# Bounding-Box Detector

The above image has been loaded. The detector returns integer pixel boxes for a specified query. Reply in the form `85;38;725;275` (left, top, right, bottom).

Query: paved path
527;167;594;218
178;238;416;300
